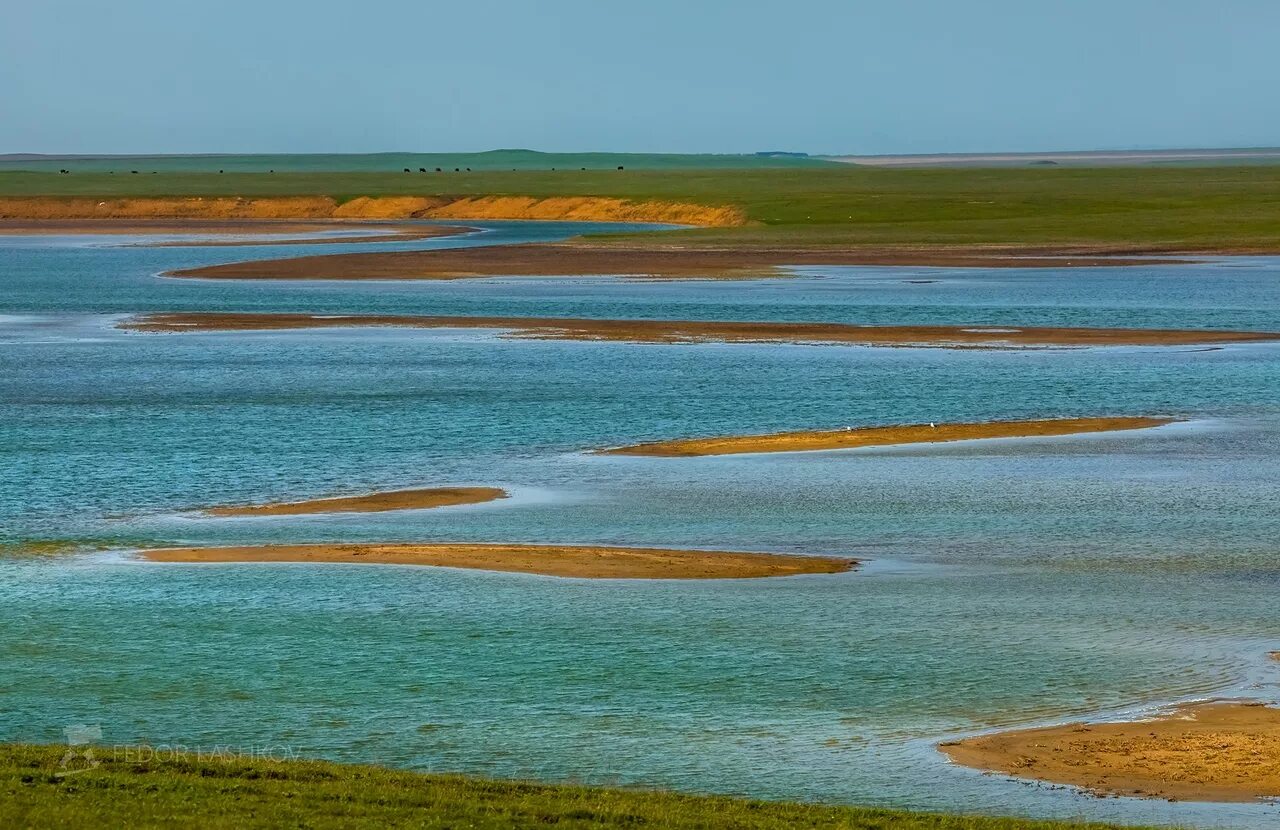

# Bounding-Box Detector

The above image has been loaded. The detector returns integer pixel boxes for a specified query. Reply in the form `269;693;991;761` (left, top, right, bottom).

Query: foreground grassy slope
1;745;1146;830
3;165;1279;250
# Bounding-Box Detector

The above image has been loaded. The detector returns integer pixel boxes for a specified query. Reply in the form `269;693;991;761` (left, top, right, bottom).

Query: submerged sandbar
202;486;507;517
940;701;1280;802
598;417;1175;457
120;312;1280;349
141;543;856;580
165;242;1192;281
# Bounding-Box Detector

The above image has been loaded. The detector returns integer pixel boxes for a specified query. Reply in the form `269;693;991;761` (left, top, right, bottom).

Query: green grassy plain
0;744;1149;830
3;165;1280;251
0;149;836;173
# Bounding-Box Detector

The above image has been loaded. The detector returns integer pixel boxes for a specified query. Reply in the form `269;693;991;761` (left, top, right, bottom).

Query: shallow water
3;223;1280;827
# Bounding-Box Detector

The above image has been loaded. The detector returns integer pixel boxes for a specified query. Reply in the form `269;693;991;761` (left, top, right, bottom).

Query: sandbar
119;312;1280;349
201;486;507;517
940;701;1280;802
141;543;856;580
165;243;1192;281
597;417;1175;457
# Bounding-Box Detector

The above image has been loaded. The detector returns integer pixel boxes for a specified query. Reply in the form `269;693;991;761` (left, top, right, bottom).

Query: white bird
930;422;936;428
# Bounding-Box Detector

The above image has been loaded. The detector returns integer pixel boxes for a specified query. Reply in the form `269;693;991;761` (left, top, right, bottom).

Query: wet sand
120;312;1280;349
141;543;856;580
597;417;1175;457
166;243;1192;280
202;486;507;517
940;701;1280;802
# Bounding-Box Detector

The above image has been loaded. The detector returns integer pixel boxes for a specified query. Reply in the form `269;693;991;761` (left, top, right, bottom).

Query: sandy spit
598;417;1176;457
141;543;856;580
940;701;1280;802
119;313;1280;349
201;487;507;517
164;242;1194;281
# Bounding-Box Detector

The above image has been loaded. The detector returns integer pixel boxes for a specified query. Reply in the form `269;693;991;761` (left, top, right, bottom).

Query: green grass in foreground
0;744;1150;830
3;165;1280;251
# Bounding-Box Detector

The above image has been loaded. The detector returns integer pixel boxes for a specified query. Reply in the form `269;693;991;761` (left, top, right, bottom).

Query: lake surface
3;222;1279;827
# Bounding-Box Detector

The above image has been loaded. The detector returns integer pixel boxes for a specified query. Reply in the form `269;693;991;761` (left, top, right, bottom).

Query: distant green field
0;744;1147;830
3;165;1280;250
0;149;837;173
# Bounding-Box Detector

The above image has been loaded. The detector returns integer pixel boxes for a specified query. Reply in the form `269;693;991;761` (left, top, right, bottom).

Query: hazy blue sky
4;0;1277;155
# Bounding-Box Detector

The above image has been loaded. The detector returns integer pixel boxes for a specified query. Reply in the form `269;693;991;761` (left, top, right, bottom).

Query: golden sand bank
141;543;856;580
597;417;1175;457
0;218;470;247
0;196;744;227
940;701;1280;802
0;219;348;235
202;487;507;517
120;312;1280;349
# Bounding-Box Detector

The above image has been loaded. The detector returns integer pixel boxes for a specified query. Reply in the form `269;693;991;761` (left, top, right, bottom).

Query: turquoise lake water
3;222;1280;827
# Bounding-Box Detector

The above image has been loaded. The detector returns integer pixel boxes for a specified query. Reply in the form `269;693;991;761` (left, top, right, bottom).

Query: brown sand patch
597;417;1175;457
165;243;1191;281
119;312;1280;350
939;701;1280;802
0;196;741;228
141;543;855;580
202;486;507;517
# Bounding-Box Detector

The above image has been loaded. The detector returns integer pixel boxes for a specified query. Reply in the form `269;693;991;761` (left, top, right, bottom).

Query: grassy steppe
0;149;837;173
0;744;1150;830
4;166;1280;250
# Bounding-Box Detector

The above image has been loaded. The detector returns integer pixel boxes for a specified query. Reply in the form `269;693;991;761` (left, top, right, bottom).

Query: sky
3;0;1278;156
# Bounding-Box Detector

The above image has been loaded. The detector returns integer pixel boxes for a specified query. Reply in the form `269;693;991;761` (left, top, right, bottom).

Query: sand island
940;701;1280;802
163;242;1192;281
120;312;1280;349
597;417;1176;457
200;486;508;516
141;543;856;580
